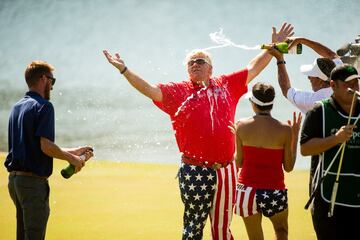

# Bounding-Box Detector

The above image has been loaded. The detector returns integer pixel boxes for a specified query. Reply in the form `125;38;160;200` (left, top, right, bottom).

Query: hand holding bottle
61;147;94;179
261;42;302;54
74;148;94;172
286;37;304;50
266;44;285;61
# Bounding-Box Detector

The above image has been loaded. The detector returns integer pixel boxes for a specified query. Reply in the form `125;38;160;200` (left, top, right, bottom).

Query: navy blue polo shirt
5;91;55;177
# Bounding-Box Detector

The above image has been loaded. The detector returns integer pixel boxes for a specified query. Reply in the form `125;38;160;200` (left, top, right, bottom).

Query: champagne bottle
61;154;86;179
261;42;302;54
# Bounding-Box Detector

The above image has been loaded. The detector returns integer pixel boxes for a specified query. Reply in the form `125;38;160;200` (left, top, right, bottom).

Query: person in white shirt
274;37;342;113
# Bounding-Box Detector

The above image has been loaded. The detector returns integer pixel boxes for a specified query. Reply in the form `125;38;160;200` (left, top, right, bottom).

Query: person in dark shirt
5;61;94;240
301;64;360;240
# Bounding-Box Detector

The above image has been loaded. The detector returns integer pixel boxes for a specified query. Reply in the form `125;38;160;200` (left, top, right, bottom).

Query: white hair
184;49;212;66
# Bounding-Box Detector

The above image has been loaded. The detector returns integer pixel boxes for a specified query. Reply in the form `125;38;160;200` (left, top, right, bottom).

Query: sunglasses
45;75;56;86
187;58;210;66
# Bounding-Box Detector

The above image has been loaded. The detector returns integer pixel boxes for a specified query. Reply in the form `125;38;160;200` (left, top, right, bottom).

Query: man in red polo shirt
103;23;294;240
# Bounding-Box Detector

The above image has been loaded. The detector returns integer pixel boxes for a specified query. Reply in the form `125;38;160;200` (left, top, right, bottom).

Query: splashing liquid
174;82;208;117
175;29;249;132
174;80;232;133
203;29;260;51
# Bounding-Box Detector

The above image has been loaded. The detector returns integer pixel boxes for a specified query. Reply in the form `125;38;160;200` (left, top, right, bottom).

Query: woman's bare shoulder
236;117;254;126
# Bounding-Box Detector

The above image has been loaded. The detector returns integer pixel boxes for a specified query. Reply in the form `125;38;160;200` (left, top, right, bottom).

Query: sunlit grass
0;153;315;239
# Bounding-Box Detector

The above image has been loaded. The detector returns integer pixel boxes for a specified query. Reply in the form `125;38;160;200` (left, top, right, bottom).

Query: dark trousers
312;195;360;240
8;175;50;240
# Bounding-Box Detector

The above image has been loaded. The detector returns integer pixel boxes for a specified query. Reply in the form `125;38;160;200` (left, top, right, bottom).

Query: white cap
244;91;274;106
300;59;328;81
300;58;343;81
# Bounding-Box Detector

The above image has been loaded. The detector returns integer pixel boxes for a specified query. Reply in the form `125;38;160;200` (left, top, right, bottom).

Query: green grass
0;153;316;239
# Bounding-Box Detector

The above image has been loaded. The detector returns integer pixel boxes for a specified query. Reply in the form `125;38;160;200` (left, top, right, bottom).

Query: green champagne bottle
261;42;302;54
61;154;85;179
61;164;75;179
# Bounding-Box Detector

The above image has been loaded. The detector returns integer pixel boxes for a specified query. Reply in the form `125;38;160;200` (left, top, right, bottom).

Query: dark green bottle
61;155;85;179
61;164;76;179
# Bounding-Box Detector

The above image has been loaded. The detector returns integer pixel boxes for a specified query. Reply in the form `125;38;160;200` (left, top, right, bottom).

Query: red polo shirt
153;69;248;164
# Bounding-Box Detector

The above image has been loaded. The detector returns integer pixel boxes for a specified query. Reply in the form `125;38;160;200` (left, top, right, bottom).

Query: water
204;29;261;51
1;0;360;169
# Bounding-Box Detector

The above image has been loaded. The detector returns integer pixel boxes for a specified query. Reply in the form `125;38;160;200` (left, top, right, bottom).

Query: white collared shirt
286;87;333;113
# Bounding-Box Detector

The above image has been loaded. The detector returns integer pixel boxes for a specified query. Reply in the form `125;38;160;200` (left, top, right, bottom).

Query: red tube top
238;145;285;189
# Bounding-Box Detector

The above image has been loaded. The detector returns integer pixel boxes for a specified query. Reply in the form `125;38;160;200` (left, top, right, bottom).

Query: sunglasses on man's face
187;58;209;66
46;75;56;86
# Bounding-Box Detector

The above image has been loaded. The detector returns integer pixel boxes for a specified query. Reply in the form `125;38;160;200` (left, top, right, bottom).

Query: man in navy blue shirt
5;61;93;240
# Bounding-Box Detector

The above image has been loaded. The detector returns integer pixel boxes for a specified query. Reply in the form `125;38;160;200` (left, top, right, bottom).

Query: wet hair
252;82;275;111
184;49;212;66
24;61;55;87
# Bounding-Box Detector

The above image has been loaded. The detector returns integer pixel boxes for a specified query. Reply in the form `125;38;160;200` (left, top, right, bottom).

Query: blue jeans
8;174;50;240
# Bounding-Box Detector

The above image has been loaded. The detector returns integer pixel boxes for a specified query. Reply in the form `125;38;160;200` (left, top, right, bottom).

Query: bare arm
61;146;93;154
40;137;93;171
267;47;291;98
246;22;294;84
246;50;273;84
277;62;291;98
235;123;244;168
288;37;338;59
283;112;302;172
103;50;163;102
301;125;356;156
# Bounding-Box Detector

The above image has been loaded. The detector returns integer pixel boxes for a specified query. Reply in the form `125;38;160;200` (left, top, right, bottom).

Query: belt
181;155;232;170
10;171;48;180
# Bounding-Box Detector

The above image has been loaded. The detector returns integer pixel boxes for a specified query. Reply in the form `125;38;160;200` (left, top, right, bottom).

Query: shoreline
0;152;311;170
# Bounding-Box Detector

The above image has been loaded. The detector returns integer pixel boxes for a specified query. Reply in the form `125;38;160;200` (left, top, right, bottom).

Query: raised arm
288;37;338;59
246;22;294;84
267;47;291;98
103;50;163;102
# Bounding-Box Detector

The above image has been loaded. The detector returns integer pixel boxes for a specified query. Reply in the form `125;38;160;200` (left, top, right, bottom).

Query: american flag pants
234;183;288;218
178;160;237;240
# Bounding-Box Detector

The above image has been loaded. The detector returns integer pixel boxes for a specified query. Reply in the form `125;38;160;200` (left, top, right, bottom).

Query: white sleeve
333;58;343;65
286;87;333;113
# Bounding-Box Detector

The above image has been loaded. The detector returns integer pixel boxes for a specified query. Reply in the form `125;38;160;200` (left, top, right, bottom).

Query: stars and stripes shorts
234;183;288;218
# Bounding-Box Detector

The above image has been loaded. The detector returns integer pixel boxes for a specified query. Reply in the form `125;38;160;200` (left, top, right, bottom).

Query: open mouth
192;68;201;73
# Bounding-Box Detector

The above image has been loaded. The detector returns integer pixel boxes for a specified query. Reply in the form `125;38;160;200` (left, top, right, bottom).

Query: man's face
44;74;55;100
187;53;212;83
308;76;327;92
332;79;359;104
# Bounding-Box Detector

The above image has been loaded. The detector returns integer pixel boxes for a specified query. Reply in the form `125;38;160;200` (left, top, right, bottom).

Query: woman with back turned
233;82;302;240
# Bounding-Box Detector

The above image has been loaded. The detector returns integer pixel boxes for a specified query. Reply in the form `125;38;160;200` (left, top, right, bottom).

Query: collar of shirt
190;78;214;90
330;96;360;116
26;91;43;99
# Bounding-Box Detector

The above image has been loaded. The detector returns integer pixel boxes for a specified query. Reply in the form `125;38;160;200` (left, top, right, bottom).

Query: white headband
250;95;274;106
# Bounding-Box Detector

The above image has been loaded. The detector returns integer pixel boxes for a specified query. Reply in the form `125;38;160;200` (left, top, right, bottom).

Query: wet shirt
5;91;55;177
153;69;248;164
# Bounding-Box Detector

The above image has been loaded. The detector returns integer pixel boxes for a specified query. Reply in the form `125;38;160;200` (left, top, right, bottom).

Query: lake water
1;0;359;169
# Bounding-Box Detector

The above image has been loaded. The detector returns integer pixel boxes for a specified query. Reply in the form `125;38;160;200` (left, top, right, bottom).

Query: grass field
0;153;316;239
